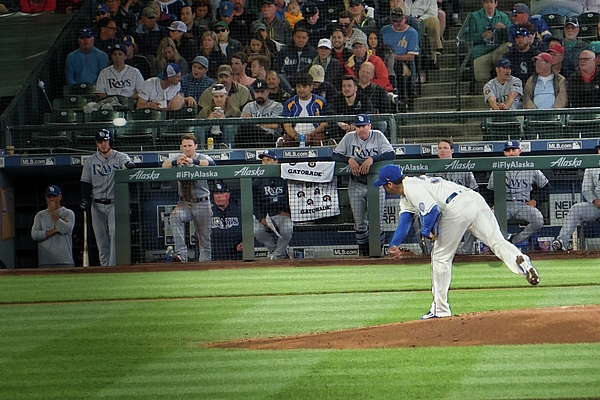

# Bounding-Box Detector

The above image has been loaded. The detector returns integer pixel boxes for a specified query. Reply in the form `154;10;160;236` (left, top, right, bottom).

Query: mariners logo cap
496;58;512;68
258;149;278;160
354;114;371;126
504;139;520;150
158;63;181;79
45;185;62;196
373;164;404;187
564;16;579;27
512;3;529;13
214;181;230;192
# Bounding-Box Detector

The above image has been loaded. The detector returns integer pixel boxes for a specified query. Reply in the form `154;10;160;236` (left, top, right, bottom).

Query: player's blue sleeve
420;204;439;237
389;212;414;247
371;150;395;162
207;158;216;166
332;152;351;163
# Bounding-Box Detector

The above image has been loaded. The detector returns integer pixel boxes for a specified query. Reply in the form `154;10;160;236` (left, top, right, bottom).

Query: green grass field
1;258;600;399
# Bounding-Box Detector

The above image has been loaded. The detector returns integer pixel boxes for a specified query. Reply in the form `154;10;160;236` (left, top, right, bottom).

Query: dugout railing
114;154;600;265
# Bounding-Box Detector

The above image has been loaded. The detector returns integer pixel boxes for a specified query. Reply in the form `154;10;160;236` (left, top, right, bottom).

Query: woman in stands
155;37;189;75
193;0;215;31
198;30;228;79
197;84;241;148
243;33;274;63
367;31;395;74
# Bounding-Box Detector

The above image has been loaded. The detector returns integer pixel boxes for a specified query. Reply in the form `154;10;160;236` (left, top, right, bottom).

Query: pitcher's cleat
552;239;565;251
516;255;540;285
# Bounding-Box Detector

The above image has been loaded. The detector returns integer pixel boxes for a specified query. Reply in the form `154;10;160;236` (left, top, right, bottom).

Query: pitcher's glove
388;245;414;259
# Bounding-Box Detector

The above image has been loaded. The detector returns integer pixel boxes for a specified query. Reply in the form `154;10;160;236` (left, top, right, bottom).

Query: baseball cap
45;185;62;196
122;35;135;46
109;43;126;54
589;41;600;54
317;38;332;49
217;64;233;76
79;28;93;38
373;164;404;187
252;79;268;91
158;63;181;79
213;181;230;192
168;21;187;32
258;149;278;160
504;139;520;150
303;1;319;16
308;65;325;83
262;0;275;5
564;16;579;27
512;3;529;13
595;140;600;149
352;37;367;46
354;113;371;126
142;6;157;18
390;7;405;18
534;52;552;63
548;43;565;55
349;0;364;5
514;27;530;37
214;21;229;30
96;3;109;14
212;83;228;94
496;57;512;68
96;128;112;142
252;22;267;33
219;1;234;17
192;55;209;68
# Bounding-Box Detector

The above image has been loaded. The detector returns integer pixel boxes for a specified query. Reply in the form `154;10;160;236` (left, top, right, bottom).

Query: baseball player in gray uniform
332;114;396;256
162;133;216;262
80;129;135;266
31;185;75;267
487;140;549;245
553;144;600;251
483;58;523;110
375;164;539;320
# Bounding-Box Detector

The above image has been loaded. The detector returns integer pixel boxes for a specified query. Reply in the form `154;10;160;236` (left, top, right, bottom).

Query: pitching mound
207;305;600;349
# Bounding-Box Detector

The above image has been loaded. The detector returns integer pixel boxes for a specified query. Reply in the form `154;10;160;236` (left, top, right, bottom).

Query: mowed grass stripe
2;259;600;304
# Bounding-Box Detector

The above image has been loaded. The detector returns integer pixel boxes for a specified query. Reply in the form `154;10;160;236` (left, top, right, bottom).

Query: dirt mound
207;305;600;349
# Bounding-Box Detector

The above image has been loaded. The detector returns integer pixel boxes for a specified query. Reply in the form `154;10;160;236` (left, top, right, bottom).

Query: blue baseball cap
219;1;234;17
354;114;371;126
122;35;135;46
96;3;109;14
504;139;520;150
496;58;512;68
158;63;181;79
45;185;62;196
258;149;278;160
79;27;94;38
373;164;404;187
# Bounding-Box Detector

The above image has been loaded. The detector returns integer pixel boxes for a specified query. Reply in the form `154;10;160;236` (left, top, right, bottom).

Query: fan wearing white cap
137;62;185;110
198;83;242;147
311;38;342;89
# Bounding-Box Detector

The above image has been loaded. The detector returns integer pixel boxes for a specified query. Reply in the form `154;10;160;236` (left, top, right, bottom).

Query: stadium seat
480;116;524;141
161;106;198;146
117;109;165;151
86;109;120;123
53;95;87;111
577;12;600;39
542;14;566;37
565;113;600;137
37;110;78;148
63;82;96;98
524;114;565;139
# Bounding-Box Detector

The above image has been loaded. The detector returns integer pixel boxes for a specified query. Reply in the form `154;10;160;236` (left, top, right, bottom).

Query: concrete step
414;94;487;111
395;122;484;142
422;67;460;83
420;81;473;96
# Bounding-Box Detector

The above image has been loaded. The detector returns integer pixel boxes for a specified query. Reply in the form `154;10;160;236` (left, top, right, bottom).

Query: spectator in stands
504;25;539;86
137;62;185;110
328;75;375;139
231;52;255;86
31;185;74;268
357;61;395;115
94;16;120;54
487;140;549;246
467;0;512;84
274;0;287;20
531;0;582;16
338;11;369;51
523;52;567;109
349;0;378;35
155;37;189;76
193;0;215;31
552;144;600;251
105;0;137;34
274;26;318;87
260;0;293;45
217;1;247;44
309;64;339;100
285;0;302;29
562;17;588;78
199;64;252;111
157;0;185;24
244;33;275;63
567;50;600;107
65;28;109;85
345;37;393;92
180;4;206;41
214;21;244;60
312;38;342;89
211;181;243;261
266;70;292;103
548;43;568;77
182;56;215;106
483;58;522;109
198;83;241;147
331;27;353;65
251;21;281;55
253;149;294;260
148;0;171;28
168;21;197;65
96;44;145;100
250;54;271;79
231;0;257;44
238;79;283;147
134;7;167;57
122;35;153;80
20;0;55;13
121;0;144;22
92;4;114;34
295;2;334;49
589;41;600;66
404;0;443;69
508;3;550;45
198;30;228;79
281;73;327;146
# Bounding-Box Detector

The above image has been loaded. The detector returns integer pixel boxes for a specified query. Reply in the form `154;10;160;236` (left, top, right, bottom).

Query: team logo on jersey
418;202;426;212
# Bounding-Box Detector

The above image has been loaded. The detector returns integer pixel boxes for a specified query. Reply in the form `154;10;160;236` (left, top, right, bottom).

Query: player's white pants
430;191;528;317
254;214;293;258
557;202;600;246
91;202;116;267
170;200;212;262
348;179;385;241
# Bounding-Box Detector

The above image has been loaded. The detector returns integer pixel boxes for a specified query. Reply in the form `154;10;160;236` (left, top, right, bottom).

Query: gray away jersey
432;171;478;190
167;152;215;201
81;150;132;199
333;129;394;162
483;76;523;109
487;169;548;201
582;168;600;202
